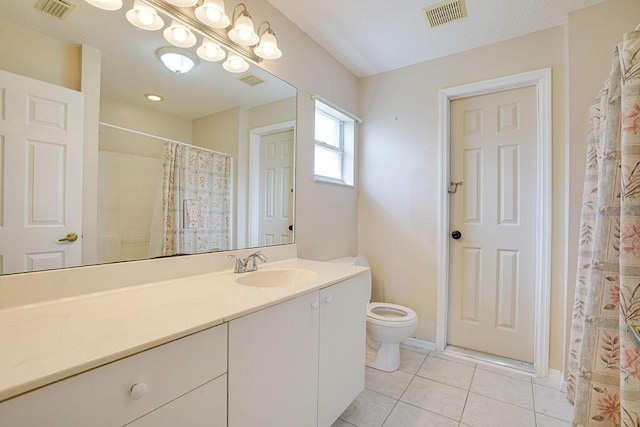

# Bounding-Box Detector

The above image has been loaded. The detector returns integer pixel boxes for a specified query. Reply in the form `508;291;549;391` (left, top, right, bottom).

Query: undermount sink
235;269;319;287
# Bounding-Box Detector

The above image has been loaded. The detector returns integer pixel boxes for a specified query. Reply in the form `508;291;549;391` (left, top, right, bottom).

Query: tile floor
332;346;574;427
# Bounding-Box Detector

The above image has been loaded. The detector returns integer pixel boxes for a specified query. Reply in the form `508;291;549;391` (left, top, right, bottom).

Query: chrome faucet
229;251;268;273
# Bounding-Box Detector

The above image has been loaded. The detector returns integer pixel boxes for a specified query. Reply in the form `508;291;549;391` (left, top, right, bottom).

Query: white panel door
0;70;83;274
448;86;536;363
258;130;294;246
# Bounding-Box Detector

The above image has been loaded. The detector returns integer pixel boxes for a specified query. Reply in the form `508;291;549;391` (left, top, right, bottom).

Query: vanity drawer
126;374;227;427
0;323;228;426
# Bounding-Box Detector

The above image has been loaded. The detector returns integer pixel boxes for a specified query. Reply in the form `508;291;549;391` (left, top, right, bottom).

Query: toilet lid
367;303;417;323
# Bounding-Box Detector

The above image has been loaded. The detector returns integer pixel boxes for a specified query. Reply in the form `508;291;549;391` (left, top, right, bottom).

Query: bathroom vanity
0;256;370;426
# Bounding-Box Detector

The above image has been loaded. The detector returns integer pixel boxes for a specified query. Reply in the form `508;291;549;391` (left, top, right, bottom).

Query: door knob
288;224;293;231
58;232;78;243
451;230;462;240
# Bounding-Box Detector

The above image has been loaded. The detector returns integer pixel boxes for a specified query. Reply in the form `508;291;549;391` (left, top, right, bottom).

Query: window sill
313;176;355;188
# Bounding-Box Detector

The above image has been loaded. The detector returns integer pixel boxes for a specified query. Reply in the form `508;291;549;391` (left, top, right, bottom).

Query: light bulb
172;27;187;42
204;44;219;58
205;7;222;22
238;29;251;42
262;45;274;57
137;8;154;25
231;58;242;70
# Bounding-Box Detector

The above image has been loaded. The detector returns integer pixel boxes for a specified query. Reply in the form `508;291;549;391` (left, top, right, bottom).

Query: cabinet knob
324;296;333;304
130;383;148;400
311;301;319;310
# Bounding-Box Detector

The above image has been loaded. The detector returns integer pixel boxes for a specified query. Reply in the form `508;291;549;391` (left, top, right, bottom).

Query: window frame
313;99;356;187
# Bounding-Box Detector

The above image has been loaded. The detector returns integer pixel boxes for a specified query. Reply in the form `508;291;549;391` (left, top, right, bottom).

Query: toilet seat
367;303;417;324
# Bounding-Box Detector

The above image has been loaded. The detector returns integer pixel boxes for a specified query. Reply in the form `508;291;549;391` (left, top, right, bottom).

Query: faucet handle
245;251;267;272
227;255;246;273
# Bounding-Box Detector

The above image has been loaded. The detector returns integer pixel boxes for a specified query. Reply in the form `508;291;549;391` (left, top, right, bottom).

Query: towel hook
448;181;463;194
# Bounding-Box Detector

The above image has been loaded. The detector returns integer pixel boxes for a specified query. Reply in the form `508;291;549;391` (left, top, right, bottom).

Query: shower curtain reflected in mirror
159;141;232;256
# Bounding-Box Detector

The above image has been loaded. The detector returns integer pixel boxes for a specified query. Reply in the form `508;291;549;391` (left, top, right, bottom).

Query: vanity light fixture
157;47;198;73
223;53;249;73
125;0;164;31
227;3;259;46
164;19;197;48
144;93;164;101
163;0;198;7
194;0;230;29
254;22;282;60
84;0;122;11
197;39;226;62
86;0;283;75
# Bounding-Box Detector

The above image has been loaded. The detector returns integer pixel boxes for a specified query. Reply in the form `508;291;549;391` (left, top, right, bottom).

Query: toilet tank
328;255;370;268
329;255;372;301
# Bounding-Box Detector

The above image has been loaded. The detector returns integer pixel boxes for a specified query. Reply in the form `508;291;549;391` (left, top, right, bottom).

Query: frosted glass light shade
228;14;259;46
164;0;198;6
126;0;163;30
163;20;197;48
222;53;249;73
195;0;230;29
157;48;198;74
85;0;122;11
197;39;226;62
254;31;282;59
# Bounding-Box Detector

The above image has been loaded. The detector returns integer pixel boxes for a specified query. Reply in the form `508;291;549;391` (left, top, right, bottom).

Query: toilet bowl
329;256;418;372
366;302;418;371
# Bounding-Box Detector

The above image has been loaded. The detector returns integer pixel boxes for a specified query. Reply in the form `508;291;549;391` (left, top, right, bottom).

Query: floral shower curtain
161;141;231;255
567;30;640;426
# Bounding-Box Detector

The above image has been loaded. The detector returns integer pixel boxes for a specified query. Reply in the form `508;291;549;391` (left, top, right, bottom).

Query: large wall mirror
0;0;297;275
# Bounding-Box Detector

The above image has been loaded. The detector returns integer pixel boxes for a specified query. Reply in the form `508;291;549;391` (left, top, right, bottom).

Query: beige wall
565;0;640;369
358;27;567;369
0;17;80;90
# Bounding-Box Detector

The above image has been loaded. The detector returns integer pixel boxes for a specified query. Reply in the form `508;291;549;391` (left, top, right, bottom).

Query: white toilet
329;255;418;372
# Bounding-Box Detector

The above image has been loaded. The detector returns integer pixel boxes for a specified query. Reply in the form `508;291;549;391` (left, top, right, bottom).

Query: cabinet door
126;375;227;427
229;291;320;427
318;274;370;427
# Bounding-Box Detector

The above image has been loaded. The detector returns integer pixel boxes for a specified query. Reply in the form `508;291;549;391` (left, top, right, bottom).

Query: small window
313;99;356;186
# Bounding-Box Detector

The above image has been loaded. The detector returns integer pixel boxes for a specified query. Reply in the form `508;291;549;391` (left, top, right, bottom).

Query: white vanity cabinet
0;324;228;427
228;273;370;427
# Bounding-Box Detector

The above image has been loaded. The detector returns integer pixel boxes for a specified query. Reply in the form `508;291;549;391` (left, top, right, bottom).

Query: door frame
435;68;552;377
246;120;296;247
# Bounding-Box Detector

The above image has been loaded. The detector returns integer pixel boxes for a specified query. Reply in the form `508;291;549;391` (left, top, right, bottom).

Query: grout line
380;398;400;426
459;365;477;424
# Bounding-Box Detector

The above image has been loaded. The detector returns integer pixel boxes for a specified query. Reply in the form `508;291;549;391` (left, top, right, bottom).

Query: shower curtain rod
99;122;233;158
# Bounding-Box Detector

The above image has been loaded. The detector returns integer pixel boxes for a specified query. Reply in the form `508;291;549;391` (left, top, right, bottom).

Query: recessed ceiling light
145;93;164;102
156;47;198;74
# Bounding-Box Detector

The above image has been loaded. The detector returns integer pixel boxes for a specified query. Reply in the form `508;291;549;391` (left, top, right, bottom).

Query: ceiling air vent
237;73;265;87
34;0;76;20
422;0;467;28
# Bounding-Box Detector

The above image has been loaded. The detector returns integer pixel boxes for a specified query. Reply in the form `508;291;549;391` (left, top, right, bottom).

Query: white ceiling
266;0;607;77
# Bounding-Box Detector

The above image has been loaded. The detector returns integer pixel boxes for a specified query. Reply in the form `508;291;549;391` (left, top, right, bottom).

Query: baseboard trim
402;337;436;352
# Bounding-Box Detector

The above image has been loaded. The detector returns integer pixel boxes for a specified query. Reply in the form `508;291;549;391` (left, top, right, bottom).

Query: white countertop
0;258;368;402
